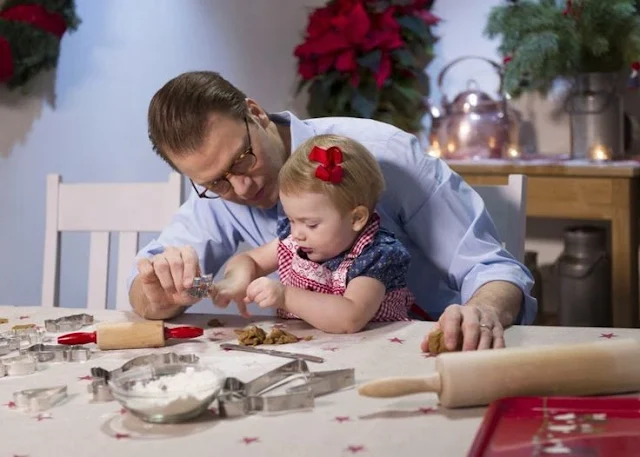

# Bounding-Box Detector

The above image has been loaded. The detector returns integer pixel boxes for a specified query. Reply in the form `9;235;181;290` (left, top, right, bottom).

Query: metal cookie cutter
88;352;200;402
217;359;355;418
22;344;91;363
1;354;38;377
188;274;214;299
1;327;47;355
14;386;67;412
44;313;94;332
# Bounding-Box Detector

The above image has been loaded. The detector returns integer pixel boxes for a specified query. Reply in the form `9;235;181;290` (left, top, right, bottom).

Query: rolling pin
358;339;640;408
56;321;203;350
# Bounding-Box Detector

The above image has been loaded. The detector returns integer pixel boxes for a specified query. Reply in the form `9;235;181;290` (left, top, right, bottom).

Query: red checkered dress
276;215;413;322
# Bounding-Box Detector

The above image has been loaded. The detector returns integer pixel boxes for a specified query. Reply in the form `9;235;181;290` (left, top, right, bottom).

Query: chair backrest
41;172;182;310
471;174;528;263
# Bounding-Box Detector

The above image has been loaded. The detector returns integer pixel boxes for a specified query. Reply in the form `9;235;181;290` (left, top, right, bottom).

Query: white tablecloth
1;305;638;457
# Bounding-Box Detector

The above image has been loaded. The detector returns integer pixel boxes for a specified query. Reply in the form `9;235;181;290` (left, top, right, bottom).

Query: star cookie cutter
188;274;214;299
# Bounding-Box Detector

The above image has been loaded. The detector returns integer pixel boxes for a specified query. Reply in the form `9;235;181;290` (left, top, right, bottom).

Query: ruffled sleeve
276;218;291;240
346;230;411;291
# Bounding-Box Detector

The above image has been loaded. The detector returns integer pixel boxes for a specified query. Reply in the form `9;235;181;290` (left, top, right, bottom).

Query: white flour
122;367;222;417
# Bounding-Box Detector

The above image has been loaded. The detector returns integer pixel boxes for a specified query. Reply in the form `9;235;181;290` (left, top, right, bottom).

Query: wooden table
449;160;640;329
1;305;640;456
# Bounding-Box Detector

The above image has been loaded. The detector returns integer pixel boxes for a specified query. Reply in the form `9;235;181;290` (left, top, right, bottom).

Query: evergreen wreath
484;0;640;97
0;0;80;90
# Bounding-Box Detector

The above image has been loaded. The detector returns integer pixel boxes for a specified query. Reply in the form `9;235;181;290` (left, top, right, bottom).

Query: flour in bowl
116;366;223;418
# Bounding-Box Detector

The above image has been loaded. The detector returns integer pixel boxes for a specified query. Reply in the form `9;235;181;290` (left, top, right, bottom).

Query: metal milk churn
565;72;624;160
557;226;611;327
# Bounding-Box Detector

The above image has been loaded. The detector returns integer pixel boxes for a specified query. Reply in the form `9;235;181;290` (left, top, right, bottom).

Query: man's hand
420;281;522;352
421;303;505;352
132;246;201;319
245;278;285;310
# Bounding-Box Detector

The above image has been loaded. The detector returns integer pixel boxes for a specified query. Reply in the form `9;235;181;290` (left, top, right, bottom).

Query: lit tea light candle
589;144;612;162
506;146;521;159
447;141;456;154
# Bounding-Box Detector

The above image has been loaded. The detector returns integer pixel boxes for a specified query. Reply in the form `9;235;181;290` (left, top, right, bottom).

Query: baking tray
468;396;640;457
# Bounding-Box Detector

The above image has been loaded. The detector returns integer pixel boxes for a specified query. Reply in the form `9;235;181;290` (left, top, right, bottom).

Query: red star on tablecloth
242;437;259;445
114;433;130;440
5;401;17;409
209;406;218;415
600;333;617;339
78;375;93;381
389;337;404;344
346;445;365;453
35;413;52;421
322;346;339;352
118;408;127;415
334;416;351;423
417;407;434;414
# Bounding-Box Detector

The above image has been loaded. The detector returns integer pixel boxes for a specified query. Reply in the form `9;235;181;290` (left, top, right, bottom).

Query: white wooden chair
472;174;528;263
41;172;182;310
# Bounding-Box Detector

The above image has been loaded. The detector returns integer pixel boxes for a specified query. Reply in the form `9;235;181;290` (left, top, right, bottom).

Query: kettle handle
437;55;505;102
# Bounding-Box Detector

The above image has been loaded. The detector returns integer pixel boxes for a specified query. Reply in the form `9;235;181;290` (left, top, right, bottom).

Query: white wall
0;0;325;310
0;0;629;314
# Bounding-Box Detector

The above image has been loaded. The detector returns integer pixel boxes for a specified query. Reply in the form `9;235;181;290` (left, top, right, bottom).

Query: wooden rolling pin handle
358;374;442;398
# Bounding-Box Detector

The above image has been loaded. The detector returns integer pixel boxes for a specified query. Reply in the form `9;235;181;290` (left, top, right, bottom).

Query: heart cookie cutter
22;344;91;363
13;386;67;412
44;313;94;333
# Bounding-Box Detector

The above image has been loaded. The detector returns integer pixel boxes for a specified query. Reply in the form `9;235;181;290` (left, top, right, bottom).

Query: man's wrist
465;281;522;327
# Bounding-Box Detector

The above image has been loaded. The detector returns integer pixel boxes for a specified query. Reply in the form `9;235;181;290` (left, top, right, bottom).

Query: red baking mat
468;396;640;457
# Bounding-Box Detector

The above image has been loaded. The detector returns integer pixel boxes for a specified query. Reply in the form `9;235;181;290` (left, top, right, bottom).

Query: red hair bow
309;146;344;184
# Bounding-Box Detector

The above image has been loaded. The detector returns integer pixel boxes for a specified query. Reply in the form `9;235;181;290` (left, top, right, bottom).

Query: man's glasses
190;118;256;199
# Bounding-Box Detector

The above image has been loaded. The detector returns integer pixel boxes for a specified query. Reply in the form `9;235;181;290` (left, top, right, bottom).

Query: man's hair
148;71;247;165
279;134;385;213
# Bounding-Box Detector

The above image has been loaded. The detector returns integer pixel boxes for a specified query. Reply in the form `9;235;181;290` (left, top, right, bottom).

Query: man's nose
228;175;253;198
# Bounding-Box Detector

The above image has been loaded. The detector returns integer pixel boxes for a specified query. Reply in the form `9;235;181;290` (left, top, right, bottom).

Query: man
129;71;536;352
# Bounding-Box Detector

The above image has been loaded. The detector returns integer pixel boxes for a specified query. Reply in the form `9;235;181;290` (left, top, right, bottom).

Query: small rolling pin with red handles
358;339;640;408
57;321;203;350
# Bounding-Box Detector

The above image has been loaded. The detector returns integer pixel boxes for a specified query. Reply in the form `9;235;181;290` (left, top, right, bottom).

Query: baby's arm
281;278;386;334
223;238;279;283
210;239;279;316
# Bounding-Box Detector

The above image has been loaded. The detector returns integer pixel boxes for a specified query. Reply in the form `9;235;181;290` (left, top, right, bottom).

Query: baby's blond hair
279;134;385;213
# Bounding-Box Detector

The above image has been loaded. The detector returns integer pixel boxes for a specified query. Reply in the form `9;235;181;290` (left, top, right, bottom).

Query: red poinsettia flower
295;0;440;88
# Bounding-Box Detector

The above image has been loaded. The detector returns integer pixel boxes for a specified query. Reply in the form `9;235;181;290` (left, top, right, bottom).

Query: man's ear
246;98;270;128
351;206;370;232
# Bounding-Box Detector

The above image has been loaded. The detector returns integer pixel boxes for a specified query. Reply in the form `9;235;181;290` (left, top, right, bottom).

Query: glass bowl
108;363;225;423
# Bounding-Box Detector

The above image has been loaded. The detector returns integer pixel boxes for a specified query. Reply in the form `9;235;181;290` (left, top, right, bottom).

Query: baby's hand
209;277;251;318
245;278;285;310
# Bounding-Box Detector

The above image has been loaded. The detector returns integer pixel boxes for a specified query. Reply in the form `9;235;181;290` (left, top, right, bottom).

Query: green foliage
0;0;80;90
484;0;640;97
